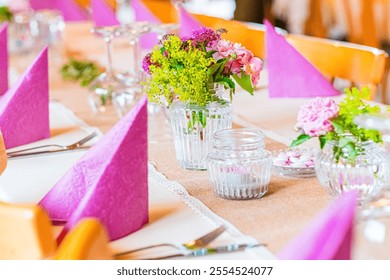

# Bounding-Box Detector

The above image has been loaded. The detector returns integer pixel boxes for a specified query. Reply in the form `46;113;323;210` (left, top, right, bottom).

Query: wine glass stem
104;35;114;76
129;37;140;78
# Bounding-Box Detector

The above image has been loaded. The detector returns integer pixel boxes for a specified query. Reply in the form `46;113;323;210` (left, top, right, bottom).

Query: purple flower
183;27;221;48
142;53;152;75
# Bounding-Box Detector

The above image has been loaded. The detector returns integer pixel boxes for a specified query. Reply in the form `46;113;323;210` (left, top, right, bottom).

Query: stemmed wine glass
115;22;151;86
89;26;135;116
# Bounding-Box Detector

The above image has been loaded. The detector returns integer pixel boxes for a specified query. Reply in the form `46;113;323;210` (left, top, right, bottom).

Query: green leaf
217;77;235;91
290;134;311;147
319;135;327;149
232;72;253;95
330;119;344;134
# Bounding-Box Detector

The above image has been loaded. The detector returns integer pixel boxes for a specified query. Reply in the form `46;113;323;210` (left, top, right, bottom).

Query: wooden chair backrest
0;202;55;259
286;34;388;99
54;218;112;260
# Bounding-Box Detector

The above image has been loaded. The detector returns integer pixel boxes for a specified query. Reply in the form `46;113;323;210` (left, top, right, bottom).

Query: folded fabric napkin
52;0;87;22
265;20;339;98
30;0;87;21
131;0;160;49
91;0;120;27
0;23;8;96
40;97;149;241
29;0;55;10
179;6;203;37
278;191;357;260
0;47;49;149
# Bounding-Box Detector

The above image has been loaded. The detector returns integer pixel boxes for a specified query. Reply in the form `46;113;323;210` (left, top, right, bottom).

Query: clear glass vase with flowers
291;87;389;203
142;27;262;170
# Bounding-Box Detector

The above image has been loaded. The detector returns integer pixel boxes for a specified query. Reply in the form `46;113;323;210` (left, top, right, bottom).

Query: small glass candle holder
207;128;272;200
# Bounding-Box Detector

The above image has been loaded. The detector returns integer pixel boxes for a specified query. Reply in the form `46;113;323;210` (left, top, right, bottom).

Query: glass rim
213;128;265;150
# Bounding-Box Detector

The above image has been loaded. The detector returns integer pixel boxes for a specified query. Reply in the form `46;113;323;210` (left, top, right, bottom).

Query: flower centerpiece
291;87;389;203
142;27;262;170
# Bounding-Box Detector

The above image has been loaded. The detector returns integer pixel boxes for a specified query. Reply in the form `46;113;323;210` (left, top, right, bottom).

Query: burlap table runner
22;23;334;255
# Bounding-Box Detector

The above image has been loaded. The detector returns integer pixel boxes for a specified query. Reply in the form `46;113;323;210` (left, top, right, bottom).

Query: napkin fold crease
40;97;149;241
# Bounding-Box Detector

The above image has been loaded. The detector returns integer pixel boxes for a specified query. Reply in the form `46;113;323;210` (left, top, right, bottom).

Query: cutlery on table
146;243;263;260
114;225;226;258
7;132;98;158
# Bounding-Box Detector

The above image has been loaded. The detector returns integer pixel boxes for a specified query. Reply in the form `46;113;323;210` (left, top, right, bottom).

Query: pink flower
213;39;234;60
296;98;339;137
244;57;262;85
234;44;253;65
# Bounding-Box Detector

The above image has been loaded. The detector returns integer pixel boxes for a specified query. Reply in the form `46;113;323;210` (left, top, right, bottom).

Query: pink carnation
296;98;339;137
244;57;262;86
213;39;234;60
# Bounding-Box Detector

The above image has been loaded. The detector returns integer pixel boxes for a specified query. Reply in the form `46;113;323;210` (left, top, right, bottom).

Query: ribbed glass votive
207;128;272;200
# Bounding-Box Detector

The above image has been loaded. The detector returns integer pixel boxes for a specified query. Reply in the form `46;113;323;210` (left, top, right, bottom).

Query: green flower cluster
144;35;216;107
321;87;382;161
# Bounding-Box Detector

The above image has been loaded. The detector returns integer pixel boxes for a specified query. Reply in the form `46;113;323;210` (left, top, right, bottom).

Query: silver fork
7;132;98;156
114;225;226;258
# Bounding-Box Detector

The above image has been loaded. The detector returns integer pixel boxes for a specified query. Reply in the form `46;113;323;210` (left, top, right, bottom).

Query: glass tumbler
207;128;272;200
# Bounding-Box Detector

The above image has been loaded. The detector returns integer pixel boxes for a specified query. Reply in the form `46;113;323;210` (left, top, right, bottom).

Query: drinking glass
352;113;390;259
88;26;137;116
8;10;35;54
30;9;65;48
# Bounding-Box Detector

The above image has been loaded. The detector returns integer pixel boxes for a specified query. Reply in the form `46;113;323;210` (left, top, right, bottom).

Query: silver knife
7;146;91;159
145;243;264;260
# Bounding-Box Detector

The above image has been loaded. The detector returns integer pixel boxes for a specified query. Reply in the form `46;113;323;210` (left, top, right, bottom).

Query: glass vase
315;141;389;204
169;99;232;170
207;128;272;200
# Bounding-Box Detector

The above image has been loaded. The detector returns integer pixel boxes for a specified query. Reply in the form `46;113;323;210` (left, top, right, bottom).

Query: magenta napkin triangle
29;0;55;10
179;6;203;37
40;97;149;241
265;20;339;98
0;23;8;96
52;0;87;22
30;0;86;21
91;0;120;27
278;191;357;260
131;0;160;49
0;47;49;149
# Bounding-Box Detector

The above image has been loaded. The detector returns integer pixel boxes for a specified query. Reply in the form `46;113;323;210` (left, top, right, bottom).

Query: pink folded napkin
40;97;149;241
91;0;120;27
52;0;87;22
29;0;55;10
131;0;160;49
265;20;339;98
30;0;86;21
179;6;203;37
0;23;8;96
0;47;49;149
278;191;357;260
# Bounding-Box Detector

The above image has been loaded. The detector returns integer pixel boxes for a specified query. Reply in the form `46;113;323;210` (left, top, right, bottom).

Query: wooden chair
286;34;388;100
0;202;56;260
54;218;113;260
0;131;7;175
